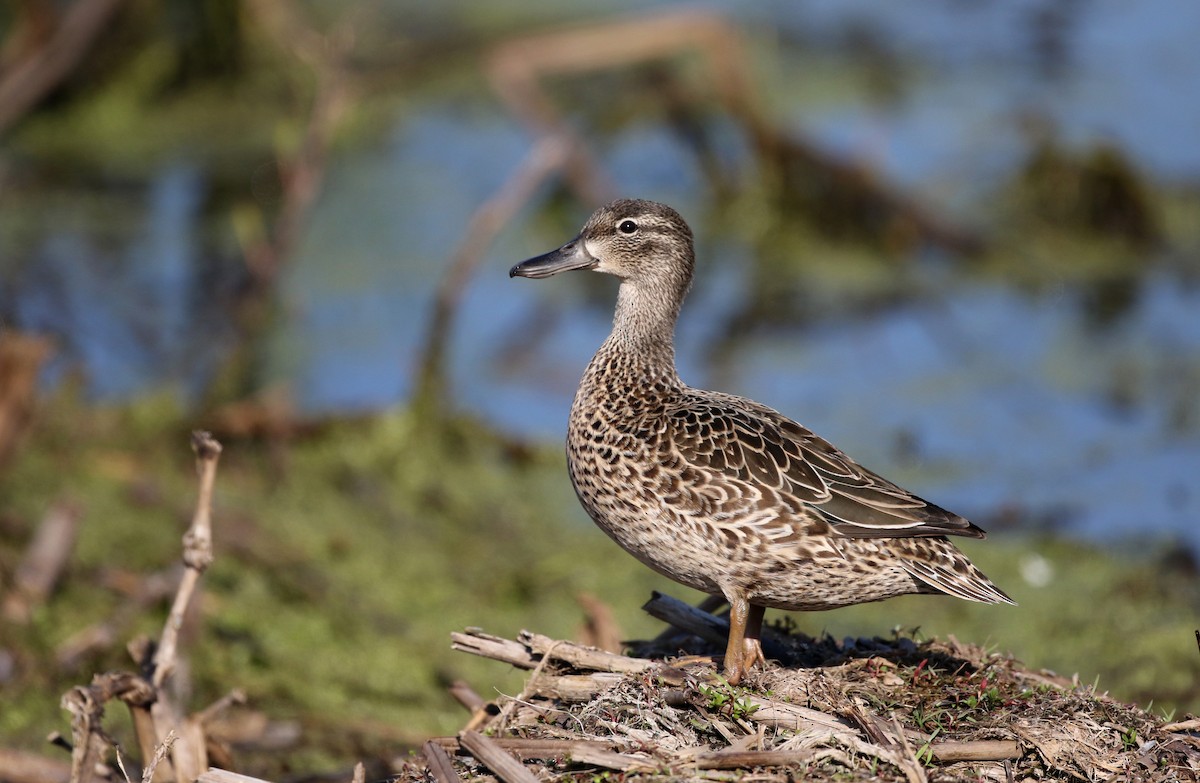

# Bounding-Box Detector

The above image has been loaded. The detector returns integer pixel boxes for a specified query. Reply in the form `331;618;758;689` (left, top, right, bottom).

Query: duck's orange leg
723;598;766;684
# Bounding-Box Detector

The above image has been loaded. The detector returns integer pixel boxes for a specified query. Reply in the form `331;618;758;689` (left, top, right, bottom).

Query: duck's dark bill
509;239;597;279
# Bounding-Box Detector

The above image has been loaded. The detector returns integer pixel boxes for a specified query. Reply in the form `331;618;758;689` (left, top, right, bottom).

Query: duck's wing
662;391;984;540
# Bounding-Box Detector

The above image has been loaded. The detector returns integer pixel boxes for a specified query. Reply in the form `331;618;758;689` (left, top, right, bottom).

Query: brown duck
510;199;1014;683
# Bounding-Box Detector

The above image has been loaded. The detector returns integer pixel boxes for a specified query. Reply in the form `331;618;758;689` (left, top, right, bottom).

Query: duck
510;198;1013;684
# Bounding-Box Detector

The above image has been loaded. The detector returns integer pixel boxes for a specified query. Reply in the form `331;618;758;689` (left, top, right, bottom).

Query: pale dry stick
451;627;662;674
61;686;108;783
139;432;223;783
1163;718;1200;733
349;761;364;783
458;731;540;783
450;629;539;669
140;731;178;783
57;432;226;783
888;715;929;783
526;672;625;702
520;631;657;674
152;432;222;689
413;134;573;412
927;740;1022;763
421;740;462;783
491;638;563;732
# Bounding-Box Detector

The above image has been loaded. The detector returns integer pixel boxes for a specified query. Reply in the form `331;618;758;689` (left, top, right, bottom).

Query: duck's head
510;199;694;293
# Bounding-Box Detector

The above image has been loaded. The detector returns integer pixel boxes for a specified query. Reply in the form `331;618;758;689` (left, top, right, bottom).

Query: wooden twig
61;673;154;783
1163;717;1200;733
651;594;726;644
349;761;365;783
642;591;789;661
927;740;1022;763
458;731;540;783
452;628;656;674
450;629;539;669
527;672;624;703
421;740;461;783
3;501;81;623
887;714;929;783
139;731;177;783
135;432;222;783
151;431;221;689
57;434;226;783
519;631;655;674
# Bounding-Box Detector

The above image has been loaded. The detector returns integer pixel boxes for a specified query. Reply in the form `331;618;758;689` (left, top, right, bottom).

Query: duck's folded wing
665;393;985;540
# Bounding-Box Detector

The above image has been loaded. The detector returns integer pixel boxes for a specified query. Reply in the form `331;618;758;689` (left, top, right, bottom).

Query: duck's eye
618;219;638;235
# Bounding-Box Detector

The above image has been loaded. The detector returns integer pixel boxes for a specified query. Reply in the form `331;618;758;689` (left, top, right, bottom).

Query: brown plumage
510;198;1014;683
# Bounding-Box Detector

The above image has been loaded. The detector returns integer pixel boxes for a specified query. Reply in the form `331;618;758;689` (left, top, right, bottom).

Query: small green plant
1121;726;1139;751
964;684;1002;711
696;681;759;720
731;695;760;721
697;682;731;711
915;728;940;767
911;704;950;734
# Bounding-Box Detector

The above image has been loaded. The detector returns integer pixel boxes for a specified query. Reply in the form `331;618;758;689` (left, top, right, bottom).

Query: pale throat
604;278;685;377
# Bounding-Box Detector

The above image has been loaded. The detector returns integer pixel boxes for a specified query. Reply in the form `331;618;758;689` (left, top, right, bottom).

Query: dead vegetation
396;598;1200;782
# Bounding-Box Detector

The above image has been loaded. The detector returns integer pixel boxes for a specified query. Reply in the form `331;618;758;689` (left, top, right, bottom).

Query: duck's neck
594;278;685;384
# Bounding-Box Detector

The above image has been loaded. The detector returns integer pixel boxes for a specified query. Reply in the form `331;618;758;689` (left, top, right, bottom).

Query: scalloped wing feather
666;391;985;541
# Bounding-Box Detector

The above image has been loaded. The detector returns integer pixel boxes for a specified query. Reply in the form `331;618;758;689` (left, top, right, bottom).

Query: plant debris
394;592;1200;783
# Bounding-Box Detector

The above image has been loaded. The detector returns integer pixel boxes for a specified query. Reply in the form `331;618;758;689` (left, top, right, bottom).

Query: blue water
4;2;1200;549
